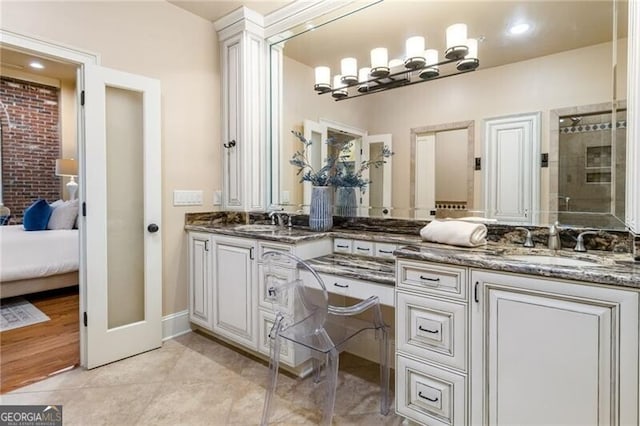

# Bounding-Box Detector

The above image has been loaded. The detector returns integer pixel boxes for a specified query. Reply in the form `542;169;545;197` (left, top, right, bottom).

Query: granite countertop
184;223;422;245
185;223;639;290
395;243;640;290
304;254;396;286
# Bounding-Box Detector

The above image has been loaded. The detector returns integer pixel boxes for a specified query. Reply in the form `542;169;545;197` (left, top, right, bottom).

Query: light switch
281;191;290;204
173;190;203;206
213;190;222;206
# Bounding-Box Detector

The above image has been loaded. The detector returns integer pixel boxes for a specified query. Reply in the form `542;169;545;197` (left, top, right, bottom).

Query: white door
414;134;436;219
362;134;392;217
83;64;162;368
302;119;328;208
484;113;540;224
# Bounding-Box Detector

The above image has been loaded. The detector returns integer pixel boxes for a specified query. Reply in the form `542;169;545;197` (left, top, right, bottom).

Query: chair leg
261;335;283;426
320;349;340;426
378;326;391;415
312;357;322;384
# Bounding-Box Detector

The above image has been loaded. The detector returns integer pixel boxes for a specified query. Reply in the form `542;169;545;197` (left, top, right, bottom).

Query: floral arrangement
289;130;393;191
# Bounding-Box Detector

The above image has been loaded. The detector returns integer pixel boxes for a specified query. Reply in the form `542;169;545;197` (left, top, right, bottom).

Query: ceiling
168;0;292;22
0;47;77;82
167;0;627;75
281;1;627;73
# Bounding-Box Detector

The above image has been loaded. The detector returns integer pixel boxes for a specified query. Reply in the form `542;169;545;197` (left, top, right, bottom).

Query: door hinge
83;311;88;327
82;202;87;217
81;90;85;106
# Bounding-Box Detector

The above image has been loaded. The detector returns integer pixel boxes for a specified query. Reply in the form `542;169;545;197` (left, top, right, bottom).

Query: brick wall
0;77;61;223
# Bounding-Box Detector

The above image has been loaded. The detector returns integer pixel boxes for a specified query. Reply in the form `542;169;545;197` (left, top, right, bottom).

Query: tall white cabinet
215;8;267;211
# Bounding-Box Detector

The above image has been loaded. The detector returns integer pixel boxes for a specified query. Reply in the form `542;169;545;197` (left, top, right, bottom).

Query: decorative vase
309;186;333;231
335;187;358;217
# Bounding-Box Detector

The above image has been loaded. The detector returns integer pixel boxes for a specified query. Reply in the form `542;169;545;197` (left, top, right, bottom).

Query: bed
0;225;79;298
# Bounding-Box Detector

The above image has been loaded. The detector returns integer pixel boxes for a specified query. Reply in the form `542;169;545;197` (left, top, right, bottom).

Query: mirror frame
265;0;640;233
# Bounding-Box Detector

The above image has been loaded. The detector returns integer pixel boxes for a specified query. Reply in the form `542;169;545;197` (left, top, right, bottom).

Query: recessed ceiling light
509;23;530;35
29;61;45;69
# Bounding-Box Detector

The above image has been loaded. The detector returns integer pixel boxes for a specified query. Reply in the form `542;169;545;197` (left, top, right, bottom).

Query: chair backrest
263;251;330;336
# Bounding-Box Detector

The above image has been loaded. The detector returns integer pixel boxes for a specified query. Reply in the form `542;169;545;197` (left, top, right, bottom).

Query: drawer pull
334;283;349;288
419;275;440;282
379;250;393;254
418;325;439;334
356;247;370;251
336;244;349;248
418;391;439;403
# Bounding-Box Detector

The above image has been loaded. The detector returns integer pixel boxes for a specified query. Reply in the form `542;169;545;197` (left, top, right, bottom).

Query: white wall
0;1;220;316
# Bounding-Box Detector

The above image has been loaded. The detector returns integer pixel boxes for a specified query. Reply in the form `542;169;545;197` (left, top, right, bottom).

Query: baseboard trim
162;310;191;341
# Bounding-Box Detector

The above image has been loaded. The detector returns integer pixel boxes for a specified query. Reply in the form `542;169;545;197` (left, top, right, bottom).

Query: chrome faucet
515;227;535;248
268;211;289;227
548;222;561;250
574;230;598;252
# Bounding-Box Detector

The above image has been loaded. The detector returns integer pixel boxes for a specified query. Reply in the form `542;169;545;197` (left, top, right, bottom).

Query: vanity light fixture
313;22;479;101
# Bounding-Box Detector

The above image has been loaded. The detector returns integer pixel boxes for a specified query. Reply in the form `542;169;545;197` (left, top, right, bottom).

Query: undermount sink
233;224;279;232
504;254;600;267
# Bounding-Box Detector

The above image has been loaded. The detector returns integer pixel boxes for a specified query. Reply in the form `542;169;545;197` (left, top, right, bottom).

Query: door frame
0;29;98;367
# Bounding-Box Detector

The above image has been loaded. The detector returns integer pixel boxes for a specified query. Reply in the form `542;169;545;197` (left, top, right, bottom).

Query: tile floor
1;331;404;425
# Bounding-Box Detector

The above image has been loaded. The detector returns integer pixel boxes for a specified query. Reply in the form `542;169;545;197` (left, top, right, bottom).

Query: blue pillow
23;199;52;231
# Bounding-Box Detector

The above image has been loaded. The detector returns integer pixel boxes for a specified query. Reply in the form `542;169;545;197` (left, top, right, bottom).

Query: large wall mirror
269;0;629;230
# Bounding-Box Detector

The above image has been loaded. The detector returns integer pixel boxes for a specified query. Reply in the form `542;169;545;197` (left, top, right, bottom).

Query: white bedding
0;225;79;282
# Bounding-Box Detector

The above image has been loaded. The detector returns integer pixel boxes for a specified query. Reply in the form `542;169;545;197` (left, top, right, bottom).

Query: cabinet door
222;34;243;209
212;236;257;348
188;232;212;330
471;270;639;425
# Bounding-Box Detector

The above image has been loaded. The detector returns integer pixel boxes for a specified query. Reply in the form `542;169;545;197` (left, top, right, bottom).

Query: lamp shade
340;57;358;84
465;38;478;59
314;66;331;92
358;67;371;83
405;36;427;69
55;159;78;177
370;48;388;69
445;23;469;60
425;49;439;66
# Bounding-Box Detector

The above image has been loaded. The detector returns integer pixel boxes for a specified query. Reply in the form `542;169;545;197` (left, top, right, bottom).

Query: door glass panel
105;86;144;328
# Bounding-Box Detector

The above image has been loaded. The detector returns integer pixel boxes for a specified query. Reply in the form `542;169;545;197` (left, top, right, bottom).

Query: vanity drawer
299;270;395;307
257;241;294;265
258;310;301;367
397;260;468;300
397;354;466;426
333;238;353;254
257;263;296;311
352;240;374;256
375;243;397;259
396;291;467;371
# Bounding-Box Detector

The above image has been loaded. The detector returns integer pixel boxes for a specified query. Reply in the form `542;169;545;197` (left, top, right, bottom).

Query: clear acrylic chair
260;251;390;426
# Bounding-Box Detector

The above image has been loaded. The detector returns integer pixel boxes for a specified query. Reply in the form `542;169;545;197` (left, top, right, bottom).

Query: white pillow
48;199;79;230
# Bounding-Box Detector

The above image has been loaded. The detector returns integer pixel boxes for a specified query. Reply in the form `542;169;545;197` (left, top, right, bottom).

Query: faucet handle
515;227;535;248
574;230;598;252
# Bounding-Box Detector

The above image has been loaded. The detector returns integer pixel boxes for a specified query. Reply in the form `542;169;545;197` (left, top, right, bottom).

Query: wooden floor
1;287;80;393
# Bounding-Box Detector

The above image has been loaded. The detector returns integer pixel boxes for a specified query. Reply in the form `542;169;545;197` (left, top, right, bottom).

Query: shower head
570;116;582;125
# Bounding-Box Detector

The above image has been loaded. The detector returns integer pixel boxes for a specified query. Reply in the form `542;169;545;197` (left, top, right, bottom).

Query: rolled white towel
420;220;487;247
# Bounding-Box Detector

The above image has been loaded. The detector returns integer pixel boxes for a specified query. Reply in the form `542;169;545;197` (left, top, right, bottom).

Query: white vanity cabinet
188;232;213;330
395;260;470;426
188;231;332;366
470;270;639;426
211;235;258;348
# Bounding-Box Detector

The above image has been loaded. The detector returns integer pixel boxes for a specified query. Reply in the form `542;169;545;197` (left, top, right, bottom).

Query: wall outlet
173;190;203;206
213;190;222;206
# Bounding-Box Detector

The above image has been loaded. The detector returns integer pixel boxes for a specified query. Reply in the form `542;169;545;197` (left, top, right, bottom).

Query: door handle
147;223;159;233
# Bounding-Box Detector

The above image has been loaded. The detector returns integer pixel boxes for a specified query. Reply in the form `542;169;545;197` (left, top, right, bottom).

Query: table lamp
55;158;78;200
